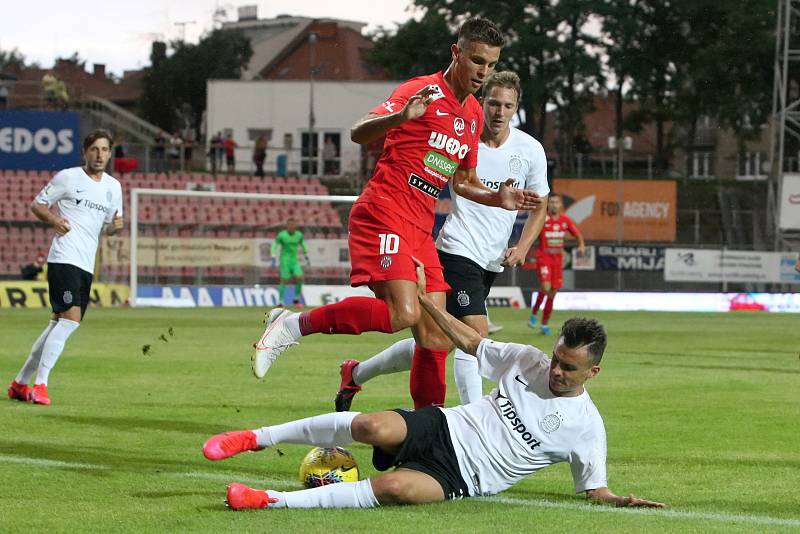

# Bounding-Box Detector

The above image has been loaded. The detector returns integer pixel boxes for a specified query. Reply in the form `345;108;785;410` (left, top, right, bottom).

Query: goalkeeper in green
271;218;310;307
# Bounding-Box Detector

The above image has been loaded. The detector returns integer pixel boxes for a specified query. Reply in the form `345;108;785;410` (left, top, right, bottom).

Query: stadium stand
0;172;346;283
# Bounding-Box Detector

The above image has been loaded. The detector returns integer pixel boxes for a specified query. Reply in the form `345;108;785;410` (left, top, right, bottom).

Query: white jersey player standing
335;71;549;410
7;129;124;406
202;261;665;511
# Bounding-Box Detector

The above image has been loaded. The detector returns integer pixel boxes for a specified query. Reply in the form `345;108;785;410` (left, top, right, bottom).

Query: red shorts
536;254;564;290
348;202;449;293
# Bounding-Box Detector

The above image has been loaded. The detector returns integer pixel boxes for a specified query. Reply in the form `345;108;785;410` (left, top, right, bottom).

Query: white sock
253;411;359;448
283;312;302;339
34;319;80;386
453;349;483;404
270;479;379;509
15;320;58;384
352;338;415;385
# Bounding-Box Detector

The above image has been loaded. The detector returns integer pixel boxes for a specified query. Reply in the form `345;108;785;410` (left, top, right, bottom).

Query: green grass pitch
1;306;799;533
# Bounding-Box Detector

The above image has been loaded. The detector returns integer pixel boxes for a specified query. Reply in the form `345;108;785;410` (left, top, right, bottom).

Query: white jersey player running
202;261;665;510
7;129;124;406
335;71;549;411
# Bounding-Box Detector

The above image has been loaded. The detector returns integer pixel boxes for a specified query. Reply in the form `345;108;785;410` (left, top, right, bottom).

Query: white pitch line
486;496;800;528
2;455;798;527
0;454;298;488
0;454;111;470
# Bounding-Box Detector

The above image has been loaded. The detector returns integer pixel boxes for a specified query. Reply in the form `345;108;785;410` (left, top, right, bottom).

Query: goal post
119;188;358;307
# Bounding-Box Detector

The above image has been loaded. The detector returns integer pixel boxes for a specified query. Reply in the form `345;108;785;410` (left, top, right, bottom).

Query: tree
0;47;28;73
140;29;252;135
397;0;601;158
366;11;455;78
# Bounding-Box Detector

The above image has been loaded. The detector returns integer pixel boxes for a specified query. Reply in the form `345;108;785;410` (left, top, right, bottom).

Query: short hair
549;192;561;199
559;317;607;365
458;17;504;48
83;129;114;152
484;71;521;102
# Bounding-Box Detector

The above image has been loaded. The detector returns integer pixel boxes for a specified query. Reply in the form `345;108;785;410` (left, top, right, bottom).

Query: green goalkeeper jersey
272;230;307;262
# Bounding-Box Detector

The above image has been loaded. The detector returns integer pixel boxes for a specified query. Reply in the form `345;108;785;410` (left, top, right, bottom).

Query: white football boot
252;308;299;378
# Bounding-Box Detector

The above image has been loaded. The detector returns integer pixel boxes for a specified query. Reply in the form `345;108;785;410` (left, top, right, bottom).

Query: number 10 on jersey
379;233;400;255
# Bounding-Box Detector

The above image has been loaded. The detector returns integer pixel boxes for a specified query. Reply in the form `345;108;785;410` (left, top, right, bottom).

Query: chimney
238;5;258;21
93;63;106;78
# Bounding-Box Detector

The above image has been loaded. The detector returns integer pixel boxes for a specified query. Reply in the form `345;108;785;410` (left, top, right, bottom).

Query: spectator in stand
795;253;800;272
21;252;47;281
153;131;167;172
224;133;238;174
168;131;183;172
253;134;268;178
323;135;339;175
0;85;9;109
183;128;195;165
208;132;223;174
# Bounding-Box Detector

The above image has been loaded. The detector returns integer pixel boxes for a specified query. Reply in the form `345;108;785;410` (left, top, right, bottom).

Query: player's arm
568;220;586;255
270;236;281;267
104;212;123;236
31;201;70;236
503;195;548;267
350;86;440;144
414;258;483;355
300;235;311;265
586;487;665;508
451;168;542;211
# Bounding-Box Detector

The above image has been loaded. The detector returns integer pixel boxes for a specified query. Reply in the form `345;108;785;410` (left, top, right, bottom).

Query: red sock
409;346;448;408
299;297;394;335
532;291;545;314
542;293;555;325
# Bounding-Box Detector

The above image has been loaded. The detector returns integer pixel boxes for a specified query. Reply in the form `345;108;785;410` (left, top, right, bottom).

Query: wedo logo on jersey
428;132;470;159
0;127;74;155
424;151;458;177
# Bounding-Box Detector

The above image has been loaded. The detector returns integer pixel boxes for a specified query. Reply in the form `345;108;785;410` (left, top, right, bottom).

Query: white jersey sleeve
35;171;71;206
569;412;608;492
475;338;547;382
524;136;550;196
105;180;124;224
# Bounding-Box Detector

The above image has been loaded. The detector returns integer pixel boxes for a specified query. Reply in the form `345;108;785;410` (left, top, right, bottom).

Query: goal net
99;185;358;307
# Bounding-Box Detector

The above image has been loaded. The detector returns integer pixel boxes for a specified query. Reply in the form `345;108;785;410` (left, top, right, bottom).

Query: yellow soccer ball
298;446;360;488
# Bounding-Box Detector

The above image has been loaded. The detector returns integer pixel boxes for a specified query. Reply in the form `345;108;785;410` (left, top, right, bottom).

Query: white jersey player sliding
335;71;549;411
202;259;665;510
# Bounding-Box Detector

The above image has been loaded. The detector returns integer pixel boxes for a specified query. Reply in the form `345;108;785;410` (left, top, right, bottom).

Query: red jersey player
253;18;543;409
528;193;585;334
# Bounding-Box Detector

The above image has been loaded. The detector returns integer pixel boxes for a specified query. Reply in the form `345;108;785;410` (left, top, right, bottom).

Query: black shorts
47;263;93;318
372;406;469;500
438;250;498;318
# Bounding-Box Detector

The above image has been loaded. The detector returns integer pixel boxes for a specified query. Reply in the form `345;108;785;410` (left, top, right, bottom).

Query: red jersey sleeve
565;216;581;237
369;78;429;116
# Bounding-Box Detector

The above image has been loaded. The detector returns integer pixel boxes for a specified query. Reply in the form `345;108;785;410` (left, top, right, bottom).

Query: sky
0;0;417;76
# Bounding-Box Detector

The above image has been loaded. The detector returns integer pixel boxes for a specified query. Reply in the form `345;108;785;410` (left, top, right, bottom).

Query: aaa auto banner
0;281;129;308
553;178;676;241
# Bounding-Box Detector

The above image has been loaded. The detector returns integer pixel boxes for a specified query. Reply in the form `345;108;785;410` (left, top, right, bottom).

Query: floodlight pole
308;32;318;179
768;0;800;255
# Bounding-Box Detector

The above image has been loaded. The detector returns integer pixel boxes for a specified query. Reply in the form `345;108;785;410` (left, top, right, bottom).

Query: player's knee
370;474;414;504
388;302;420;331
351;414;384;442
